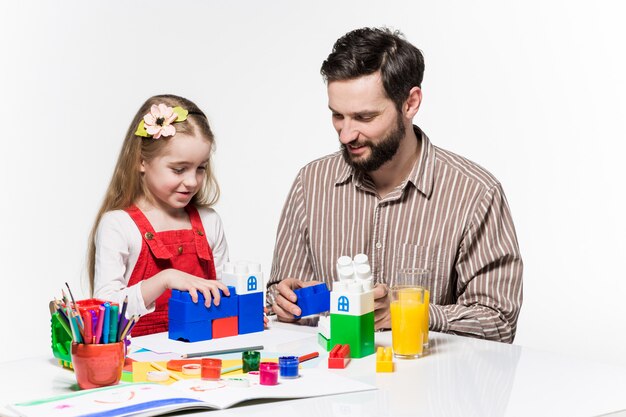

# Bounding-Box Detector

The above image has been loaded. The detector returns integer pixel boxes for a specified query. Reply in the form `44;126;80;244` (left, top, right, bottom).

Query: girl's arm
93;211;151;318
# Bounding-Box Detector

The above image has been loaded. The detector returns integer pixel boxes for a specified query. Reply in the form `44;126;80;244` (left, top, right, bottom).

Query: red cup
71;342;125;389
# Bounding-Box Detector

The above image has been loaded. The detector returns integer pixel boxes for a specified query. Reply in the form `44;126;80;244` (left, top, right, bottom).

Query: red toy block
328;344;351;369
212;316;238;339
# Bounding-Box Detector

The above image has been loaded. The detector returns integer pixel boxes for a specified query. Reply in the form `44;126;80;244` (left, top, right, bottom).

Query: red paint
201;358;222;380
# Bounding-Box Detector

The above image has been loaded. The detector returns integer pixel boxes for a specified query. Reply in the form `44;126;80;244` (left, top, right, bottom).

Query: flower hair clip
135;104;189;139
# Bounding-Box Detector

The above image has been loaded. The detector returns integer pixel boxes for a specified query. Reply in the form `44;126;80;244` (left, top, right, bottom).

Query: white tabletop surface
2;320;626;417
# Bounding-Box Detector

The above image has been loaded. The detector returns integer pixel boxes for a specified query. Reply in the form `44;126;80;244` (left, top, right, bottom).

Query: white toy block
330;281;374;316
318;315;331;339
331;254;374;316
336;256;352;279
353;253;369;266
220;261;264;295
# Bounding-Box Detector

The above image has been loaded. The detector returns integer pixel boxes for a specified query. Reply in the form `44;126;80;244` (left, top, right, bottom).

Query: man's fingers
277;282;298;303
275;292;301;317
272;302;297;323
372;283;389;299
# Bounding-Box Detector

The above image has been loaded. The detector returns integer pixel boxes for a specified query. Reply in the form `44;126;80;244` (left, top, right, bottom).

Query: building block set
168;261;264;342
327;254;376;359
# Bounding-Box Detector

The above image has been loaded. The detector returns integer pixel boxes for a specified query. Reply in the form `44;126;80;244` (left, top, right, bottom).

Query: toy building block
238;291;264;335
376;347;394;373
220;261;264;296
293;283;331;318
169;261;266;342
169;287;238;323
317;315;331;351
318;333;331;351
329;254;375;359
328;344;351;369
220;261;265;335
330;312;375;358
168;287;238;342
212;316;238;338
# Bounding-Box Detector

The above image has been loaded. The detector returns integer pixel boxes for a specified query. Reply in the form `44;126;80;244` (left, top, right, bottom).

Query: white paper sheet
129;327;314;355
9;369;376;416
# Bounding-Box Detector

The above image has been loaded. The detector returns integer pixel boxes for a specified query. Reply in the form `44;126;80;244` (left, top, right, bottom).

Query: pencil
149;362;181;381
64;282;85;329
117;295;128;341
120;315;139;341
181;345;265;359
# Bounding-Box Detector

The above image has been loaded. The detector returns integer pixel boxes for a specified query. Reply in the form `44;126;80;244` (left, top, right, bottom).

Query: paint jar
71;342;125;389
279;356;299;379
242;350;261;373
201;358;222;380
259;362;279;385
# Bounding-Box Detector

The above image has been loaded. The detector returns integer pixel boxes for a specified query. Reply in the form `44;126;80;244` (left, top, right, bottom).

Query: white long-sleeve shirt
93;207;229;318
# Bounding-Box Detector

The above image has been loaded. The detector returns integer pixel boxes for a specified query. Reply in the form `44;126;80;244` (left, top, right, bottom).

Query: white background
1;1;625;365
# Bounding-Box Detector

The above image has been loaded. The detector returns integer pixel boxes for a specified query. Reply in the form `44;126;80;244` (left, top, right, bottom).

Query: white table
2;321;626;417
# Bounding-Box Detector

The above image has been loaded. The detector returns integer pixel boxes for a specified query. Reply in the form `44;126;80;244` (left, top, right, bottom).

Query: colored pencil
117;295;129;341
119;315;139;341
181;345;265;359
64;283;85;329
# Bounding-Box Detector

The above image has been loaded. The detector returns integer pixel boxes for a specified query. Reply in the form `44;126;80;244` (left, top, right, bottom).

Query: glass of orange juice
391;268;430;359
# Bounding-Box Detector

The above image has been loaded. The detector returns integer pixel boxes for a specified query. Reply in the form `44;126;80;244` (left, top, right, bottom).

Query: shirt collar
408;126;435;198
334;125;436;199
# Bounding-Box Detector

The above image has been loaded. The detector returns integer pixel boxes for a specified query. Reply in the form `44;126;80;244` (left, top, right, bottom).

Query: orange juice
421;289;430;348
390;287;424;358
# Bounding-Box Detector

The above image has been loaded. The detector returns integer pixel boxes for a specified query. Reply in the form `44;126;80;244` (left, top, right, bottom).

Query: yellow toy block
376;347;394;373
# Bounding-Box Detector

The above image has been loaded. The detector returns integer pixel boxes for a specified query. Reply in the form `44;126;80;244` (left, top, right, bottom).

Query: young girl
88;94;230;336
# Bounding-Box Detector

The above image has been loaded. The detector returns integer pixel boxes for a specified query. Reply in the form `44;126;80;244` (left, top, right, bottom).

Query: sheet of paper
9;369;376;416
129;327;313;355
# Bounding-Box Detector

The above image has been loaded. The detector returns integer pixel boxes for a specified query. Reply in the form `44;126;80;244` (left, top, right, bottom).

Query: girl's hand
165;270;230;308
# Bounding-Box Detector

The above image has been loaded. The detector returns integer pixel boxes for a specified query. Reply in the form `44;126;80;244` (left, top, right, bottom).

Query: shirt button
196;230;204;236
376;242;382;249
145;232;154;240
178;246;183;255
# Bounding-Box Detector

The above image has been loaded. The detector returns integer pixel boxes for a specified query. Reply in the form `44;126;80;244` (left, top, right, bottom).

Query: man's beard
341;113;405;173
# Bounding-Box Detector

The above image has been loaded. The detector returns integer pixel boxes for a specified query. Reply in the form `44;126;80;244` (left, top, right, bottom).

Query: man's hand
373;283;391;330
271;278;322;322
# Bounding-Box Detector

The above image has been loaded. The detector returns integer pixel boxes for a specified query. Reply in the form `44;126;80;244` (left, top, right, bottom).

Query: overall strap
124;205;173;260
185;205;212;261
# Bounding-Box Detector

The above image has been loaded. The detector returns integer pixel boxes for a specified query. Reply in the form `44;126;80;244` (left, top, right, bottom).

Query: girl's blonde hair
87;94;220;295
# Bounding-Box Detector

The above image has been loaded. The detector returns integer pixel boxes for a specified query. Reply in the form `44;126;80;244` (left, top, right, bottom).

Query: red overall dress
125;204;217;336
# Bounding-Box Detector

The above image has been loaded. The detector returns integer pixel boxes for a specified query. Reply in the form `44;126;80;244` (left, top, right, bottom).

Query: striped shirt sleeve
430;184;523;343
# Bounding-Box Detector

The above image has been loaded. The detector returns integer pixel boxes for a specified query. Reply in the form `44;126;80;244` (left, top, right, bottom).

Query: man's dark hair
321;27;425;111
